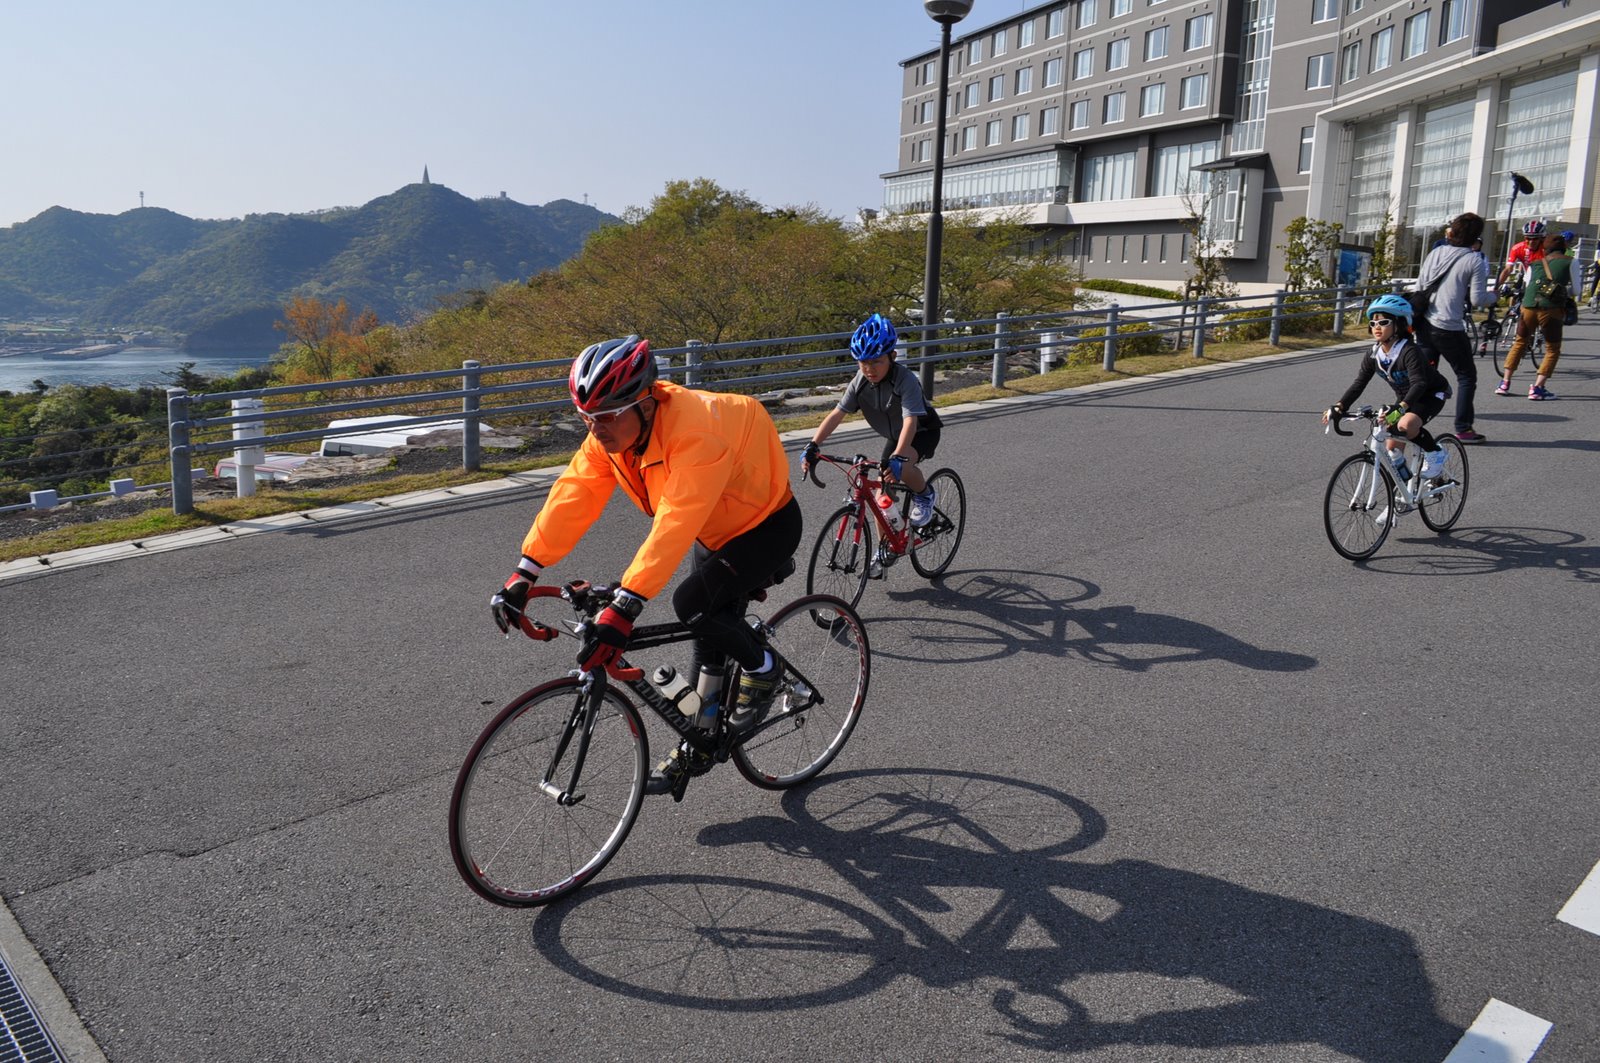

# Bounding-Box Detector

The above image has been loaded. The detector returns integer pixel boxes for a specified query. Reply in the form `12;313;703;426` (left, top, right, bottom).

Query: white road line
1442;999;1552;1062
1557;856;1600;936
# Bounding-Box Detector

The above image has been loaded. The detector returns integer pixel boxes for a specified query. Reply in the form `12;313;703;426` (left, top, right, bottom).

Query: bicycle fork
539;676;607;807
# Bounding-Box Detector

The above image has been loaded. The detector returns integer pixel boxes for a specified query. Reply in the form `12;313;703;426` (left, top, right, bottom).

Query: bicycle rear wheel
909;469;967;578
449;678;646;907
1323;453;1395;561
733;594;869;790
806;503;872;609
1418;434;1469;532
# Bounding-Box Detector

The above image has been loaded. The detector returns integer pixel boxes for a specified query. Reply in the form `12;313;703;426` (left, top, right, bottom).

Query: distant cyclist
1322;295;1453;482
1496;219;1548;297
800;313;943;527
489;335;801;795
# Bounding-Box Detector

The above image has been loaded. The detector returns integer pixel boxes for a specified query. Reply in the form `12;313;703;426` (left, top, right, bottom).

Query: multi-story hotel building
887;0;1600;291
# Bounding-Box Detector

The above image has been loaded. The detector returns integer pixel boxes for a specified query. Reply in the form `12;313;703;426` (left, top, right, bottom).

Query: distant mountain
0;183;619;347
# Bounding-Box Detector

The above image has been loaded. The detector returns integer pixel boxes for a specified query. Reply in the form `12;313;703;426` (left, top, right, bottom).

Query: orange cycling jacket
520;381;795;601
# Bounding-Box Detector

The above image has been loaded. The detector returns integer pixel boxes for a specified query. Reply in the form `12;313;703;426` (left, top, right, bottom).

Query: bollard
231;397;266;498
1333;286;1347;335
1193;297;1210;358
991;312;1009;388
462;360;481;472
686;340;705;388
1269;290;1286;346
168;387;193;515
1102;305;1119;372
1039;332;1058;375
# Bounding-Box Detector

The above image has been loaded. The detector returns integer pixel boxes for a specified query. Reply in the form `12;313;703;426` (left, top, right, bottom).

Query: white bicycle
1323;406;1469;561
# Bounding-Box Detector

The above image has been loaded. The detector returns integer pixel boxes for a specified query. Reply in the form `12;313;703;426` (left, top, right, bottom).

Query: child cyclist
1321;294;1453;485
800;313;943;527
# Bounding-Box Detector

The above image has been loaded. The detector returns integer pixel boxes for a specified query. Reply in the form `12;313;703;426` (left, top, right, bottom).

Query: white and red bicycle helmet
568;335;658;414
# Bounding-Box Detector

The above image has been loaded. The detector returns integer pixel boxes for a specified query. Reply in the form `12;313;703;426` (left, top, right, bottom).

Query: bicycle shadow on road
864;569;1315;672
1368;525;1600;581
530;767;1457;1060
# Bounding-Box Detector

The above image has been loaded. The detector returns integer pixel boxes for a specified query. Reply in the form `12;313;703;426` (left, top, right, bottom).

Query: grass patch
3;328;1361;564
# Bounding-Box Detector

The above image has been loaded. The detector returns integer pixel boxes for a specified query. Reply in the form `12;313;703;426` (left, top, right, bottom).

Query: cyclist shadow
529;767;1457;1060
1371;526;1600;581
868;569;1315;672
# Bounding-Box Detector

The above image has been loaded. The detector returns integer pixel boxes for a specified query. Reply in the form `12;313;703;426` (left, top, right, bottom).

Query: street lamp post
919;0;974;400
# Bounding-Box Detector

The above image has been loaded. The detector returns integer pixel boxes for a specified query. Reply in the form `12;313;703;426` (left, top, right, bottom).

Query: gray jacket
1414;245;1491;332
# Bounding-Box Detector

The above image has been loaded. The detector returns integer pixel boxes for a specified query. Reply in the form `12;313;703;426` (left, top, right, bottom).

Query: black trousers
672;494;803;674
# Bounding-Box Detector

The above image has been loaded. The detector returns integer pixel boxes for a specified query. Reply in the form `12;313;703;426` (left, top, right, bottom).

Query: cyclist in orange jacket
490;335;801;794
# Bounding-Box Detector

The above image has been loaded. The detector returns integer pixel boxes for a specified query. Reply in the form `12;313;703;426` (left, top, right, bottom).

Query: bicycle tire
449;677;647;907
909;468;967;578
1323;453;1395;561
806;503;872;609
733;593;869;790
1418;434;1469;533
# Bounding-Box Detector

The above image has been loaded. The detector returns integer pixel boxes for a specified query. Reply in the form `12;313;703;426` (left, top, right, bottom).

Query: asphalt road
3;326;1598;1062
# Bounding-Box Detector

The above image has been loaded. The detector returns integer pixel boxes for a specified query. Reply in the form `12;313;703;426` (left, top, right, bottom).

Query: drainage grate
0;947;65;1063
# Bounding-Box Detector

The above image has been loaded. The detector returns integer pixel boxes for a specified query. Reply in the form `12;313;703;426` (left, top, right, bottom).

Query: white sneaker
908;486;938;527
1420;448;1448;479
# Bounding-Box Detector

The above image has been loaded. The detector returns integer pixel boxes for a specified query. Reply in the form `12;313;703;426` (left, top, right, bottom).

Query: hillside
0;183;618;347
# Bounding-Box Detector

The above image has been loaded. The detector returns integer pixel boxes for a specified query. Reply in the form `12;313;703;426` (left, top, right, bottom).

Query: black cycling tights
672;495;803;676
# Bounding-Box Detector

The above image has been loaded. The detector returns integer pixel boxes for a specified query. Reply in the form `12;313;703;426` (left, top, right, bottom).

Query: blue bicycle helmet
850;313;897;361
1364;293;1414;324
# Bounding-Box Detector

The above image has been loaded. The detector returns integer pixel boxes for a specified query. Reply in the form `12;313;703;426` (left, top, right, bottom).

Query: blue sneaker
908;486;938;527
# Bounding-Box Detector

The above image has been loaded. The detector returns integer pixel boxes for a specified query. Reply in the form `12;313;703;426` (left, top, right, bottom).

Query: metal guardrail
2;286;1364;517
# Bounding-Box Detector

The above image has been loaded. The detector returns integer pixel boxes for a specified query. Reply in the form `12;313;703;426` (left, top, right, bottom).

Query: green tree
1279;217;1344;291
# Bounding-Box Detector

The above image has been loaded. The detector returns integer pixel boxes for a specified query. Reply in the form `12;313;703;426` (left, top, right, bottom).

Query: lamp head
924;0;975;26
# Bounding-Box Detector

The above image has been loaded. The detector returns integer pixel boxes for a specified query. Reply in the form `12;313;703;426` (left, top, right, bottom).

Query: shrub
1073;320;1165;360
1218;308;1273;342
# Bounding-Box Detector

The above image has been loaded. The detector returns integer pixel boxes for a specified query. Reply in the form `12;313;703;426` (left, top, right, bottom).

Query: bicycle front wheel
733;594;869;790
1418;434;1469;532
806;503;872;609
1323;453;1395;561
909;468;967;578
449;678;646;907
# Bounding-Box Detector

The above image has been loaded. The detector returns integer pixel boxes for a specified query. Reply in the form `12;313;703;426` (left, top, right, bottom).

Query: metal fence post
686;340;704;388
232;397;265;498
1269;290;1286;346
167;387;193;515
990;312;1009;388
1102;305;1119;371
1332;286;1348;335
462;360;481;472
1193;296;1210;358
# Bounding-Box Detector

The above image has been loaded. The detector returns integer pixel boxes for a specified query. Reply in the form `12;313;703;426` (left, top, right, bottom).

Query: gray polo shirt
837;362;943;440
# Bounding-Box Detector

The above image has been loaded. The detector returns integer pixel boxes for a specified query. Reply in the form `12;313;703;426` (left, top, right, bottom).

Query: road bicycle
1323;405;1469;561
803;452;967;609
448;571;870;907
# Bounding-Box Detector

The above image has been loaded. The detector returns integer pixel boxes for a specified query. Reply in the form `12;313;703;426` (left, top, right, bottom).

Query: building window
1407;97;1474;234
1492;67;1580;223
1404;11;1429;58
1040;106;1060;135
1140;82;1166;117
1299;125;1315;172
1232;0;1274;153
1016;66;1034;94
1112;0;1132;15
1180;73;1208;108
1307;53;1333;90
965;82;980;107
1346;0;1363;12
1371;26;1394;71
1440;0;1468;44
989;74;1005;101
1342;41;1361;83
920;100;935;123
993;30;1008;56
1084;151;1137;200
986;119;1003;145
1312;0;1336;22
961;126;979;151
1012;113;1030;141
1153;139;1218;195
968;39;983;64
1075;0;1097;30
1108;38;1130;70
1044;57;1064;87
1104;91;1126;123
1145;26;1169;61
1074;48;1094;80
1048;8;1066;37
1020;19;1036;47
1070;99;1091;129
1185;13;1213;50
922;60;936;84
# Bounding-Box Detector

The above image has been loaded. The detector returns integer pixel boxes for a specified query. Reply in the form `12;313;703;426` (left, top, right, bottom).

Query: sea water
0;346;276;393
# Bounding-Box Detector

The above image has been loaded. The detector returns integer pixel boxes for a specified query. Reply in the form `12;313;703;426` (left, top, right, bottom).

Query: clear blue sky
1;0;1029;228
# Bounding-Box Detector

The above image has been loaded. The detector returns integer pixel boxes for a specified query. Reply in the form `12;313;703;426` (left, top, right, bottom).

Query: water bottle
694;666;723;732
875;487;905;531
1387;448;1412;482
650;665;703;719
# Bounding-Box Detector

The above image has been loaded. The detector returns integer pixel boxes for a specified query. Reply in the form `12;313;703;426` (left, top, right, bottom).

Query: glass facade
1405;96;1474;236
1346;116;1398;242
1153;140;1220;196
884;150;1071;213
1491;65;1578;222
1084;151;1138;201
1233;0;1275;153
